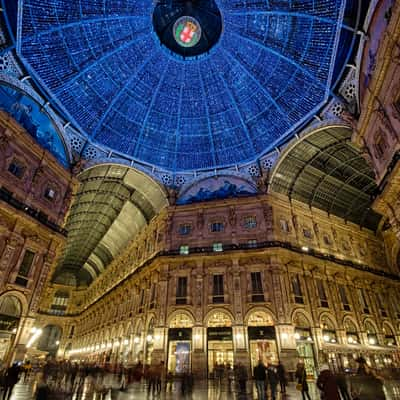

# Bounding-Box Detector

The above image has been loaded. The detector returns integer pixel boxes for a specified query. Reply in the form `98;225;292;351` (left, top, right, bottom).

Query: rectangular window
244;216;257;229
139;289;145;307
213;243;223;252
292;275;304;304
211;222;224;232
213;275;224;303
303;228;312;239
149;284;156;309
176;277;188;305
339;285;351;311
358;289;369;314
180;245;189;255
316;279;329;308
18;250;35;277
251;272;264;302
44;188;56;200
376;293;387;317
280;219;289;232
179;224;192;235
247;239;257;248
8;160;25;179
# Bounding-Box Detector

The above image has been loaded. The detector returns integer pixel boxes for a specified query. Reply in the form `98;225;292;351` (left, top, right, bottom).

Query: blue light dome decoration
13;0;361;172
153;1;222;57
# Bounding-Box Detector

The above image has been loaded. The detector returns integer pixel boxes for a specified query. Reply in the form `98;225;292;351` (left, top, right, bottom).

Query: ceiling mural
9;0;361;172
0;85;69;167
177;176;257;205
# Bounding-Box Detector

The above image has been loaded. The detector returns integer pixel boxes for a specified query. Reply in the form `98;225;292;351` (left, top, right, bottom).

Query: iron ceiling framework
270;126;381;231
53;165;169;286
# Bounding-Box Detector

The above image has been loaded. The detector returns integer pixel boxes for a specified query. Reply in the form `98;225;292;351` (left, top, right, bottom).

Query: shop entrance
207;327;233;376
0;295;22;363
248;326;278;370
168;328;192;374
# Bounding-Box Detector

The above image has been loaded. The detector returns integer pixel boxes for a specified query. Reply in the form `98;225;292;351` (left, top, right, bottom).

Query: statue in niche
341;108;359;134
197;210;204;229
71;157;87;175
166;187;178;205
375;103;397;140
228;207;236;226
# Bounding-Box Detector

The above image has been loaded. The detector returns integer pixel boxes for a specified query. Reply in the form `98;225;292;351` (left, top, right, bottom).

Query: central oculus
173;16;201;48
153;0;222;58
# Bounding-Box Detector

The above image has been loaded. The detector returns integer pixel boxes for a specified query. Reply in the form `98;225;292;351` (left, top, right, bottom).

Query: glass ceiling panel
13;0;358;172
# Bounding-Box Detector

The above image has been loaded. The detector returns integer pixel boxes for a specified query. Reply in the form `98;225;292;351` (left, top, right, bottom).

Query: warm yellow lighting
294;332;300;340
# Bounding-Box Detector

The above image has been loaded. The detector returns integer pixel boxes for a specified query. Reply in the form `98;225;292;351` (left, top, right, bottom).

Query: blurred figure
2;363;21;400
335;369;351;400
253;360;267;400
236;362;248;395
34;372;49;400
277;361;287;394
267;363;279;400
316;364;340;400
350;357;385;400
295;362;311;400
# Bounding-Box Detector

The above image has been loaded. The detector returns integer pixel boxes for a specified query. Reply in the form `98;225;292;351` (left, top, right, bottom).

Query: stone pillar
276;324;297;373
233;325;250;370
151;327;167;365
192;326;207;379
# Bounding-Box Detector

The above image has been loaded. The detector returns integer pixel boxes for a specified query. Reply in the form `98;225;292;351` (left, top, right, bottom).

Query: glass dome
14;0;359;172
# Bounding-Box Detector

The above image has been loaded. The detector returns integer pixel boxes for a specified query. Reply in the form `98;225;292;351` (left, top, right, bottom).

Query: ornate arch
167;309;195;328
204;308;234;327
319;312;338;330
363;318;379;333
343;316;360;332
0;290;28;316
291;309;313;328
244;307;276;326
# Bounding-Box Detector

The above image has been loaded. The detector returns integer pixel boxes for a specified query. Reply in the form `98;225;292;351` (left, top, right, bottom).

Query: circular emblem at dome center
153;0;222;58
173;17;201;48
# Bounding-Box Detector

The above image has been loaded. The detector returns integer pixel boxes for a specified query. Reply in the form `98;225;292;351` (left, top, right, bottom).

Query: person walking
335;369;351;400
236;362;248;395
267;364;279;400
316;364;340;400
277;361;287;394
295;362;311;400
2;363;20;400
253;360;267;400
350;357;385;400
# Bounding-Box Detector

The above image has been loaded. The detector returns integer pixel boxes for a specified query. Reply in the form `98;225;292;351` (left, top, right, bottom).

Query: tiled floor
4;378;400;399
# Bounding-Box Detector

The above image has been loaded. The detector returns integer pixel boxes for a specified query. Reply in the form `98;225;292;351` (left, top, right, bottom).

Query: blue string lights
15;0;357;172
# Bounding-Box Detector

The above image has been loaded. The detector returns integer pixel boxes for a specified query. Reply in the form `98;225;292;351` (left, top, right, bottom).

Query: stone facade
0;112;76;362
62;194;400;378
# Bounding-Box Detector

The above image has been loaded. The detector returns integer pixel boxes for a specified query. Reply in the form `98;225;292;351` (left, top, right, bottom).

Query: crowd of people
0;356;394;399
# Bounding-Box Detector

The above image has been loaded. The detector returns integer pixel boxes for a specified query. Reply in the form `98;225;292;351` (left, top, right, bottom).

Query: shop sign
248;326;276;340
169;328;192;341
207;327;233;341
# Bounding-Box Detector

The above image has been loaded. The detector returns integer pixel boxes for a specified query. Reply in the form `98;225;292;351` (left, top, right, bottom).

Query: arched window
321;315;337;343
383;323;396;346
293;313;312;341
344;319;359;344
0;296;21;332
365;321;378;345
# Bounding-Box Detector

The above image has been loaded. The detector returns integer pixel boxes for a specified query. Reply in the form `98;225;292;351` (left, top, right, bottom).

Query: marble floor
4;378;400;400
